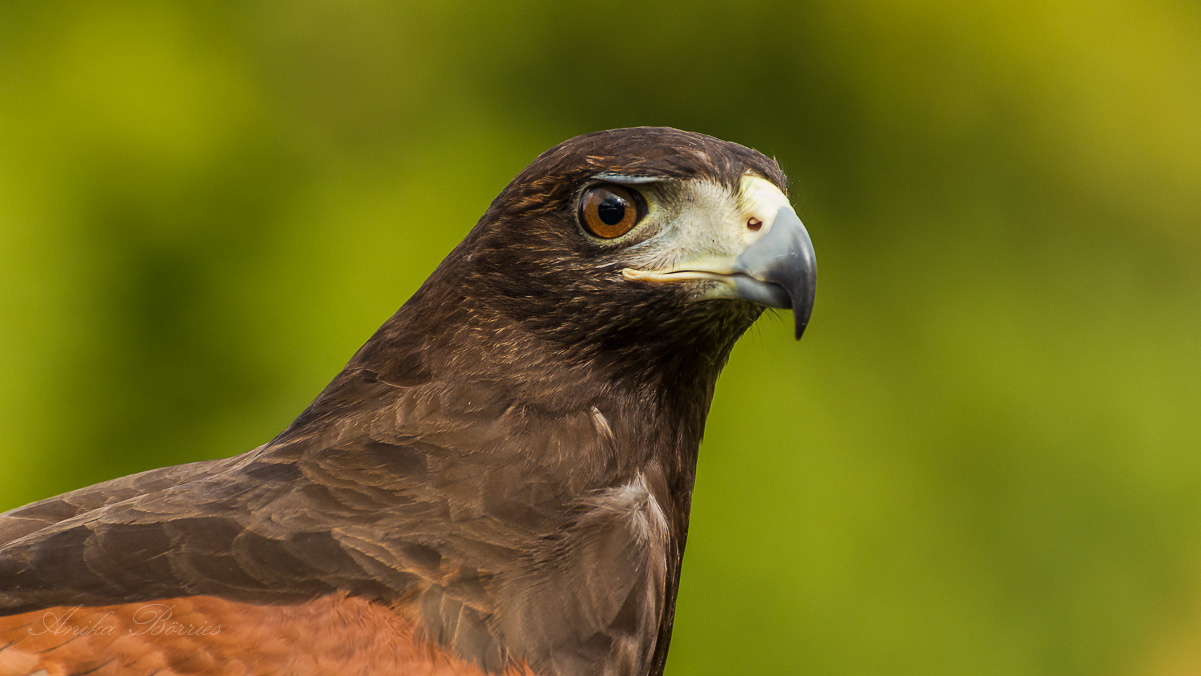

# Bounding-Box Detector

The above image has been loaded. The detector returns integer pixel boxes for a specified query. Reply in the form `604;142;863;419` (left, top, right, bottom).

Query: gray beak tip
793;306;813;341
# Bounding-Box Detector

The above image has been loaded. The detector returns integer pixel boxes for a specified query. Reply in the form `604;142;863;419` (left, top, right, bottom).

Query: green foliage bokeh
1;2;1199;674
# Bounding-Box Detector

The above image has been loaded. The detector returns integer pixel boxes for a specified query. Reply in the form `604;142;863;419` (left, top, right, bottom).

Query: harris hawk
0;127;816;676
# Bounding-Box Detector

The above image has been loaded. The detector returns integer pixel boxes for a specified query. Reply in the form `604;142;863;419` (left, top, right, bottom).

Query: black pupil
597;193;627;226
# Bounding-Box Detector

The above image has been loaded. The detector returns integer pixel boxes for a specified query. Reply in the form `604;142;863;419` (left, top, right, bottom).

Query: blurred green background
2;1;1199;674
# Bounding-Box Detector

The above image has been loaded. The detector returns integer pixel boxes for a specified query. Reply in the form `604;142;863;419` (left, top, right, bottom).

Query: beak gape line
623;205;817;340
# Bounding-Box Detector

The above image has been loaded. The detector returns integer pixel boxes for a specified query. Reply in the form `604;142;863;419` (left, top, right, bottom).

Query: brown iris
579;185;644;239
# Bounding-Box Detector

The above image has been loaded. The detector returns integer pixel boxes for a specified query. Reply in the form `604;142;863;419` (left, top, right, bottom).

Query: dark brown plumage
0;127;815;676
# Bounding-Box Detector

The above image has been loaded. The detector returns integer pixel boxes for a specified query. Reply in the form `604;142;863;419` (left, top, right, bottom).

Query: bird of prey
0;127;816;676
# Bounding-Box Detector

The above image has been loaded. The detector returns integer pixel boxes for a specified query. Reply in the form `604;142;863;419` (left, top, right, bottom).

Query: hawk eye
579;185;645;239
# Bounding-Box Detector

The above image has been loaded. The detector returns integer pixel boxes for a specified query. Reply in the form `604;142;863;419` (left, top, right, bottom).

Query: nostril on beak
746;217;762;232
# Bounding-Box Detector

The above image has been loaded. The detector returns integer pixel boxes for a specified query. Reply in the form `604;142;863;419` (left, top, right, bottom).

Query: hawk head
403;127;816;384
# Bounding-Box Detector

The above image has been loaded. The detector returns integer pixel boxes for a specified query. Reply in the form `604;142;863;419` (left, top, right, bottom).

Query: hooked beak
730;206;817;339
623;206;817;339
